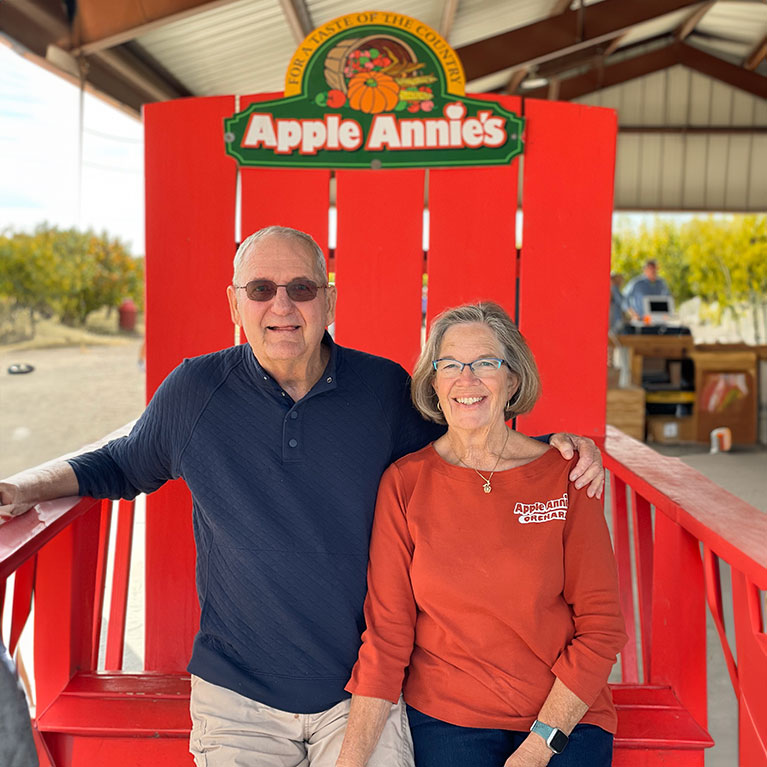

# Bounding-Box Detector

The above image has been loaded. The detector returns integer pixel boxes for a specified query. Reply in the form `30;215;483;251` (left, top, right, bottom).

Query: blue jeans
407;706;613;767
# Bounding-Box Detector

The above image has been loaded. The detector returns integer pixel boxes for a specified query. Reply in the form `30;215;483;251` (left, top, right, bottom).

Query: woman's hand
548;433;604;499
504;734;552;766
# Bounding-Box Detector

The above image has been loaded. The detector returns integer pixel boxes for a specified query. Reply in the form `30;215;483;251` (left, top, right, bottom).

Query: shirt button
290;411;298;419
288;438;298;448
263;376;268;380
326;376;332;383
281;391;286;397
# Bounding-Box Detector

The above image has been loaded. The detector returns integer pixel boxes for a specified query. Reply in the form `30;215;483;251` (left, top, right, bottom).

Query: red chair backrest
142;94;617;670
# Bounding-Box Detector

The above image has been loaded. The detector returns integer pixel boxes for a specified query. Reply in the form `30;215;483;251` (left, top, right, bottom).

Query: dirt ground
0;340;145;477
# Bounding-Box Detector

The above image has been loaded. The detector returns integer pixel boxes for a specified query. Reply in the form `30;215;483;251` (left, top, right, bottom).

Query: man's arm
548;434;604;499
0;462;80;524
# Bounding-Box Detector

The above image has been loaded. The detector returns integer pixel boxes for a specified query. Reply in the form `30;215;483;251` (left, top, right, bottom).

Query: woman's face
432;322;518;433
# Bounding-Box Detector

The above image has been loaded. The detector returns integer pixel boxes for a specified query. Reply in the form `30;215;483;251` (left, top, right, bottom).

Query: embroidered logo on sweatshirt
513;492;568;524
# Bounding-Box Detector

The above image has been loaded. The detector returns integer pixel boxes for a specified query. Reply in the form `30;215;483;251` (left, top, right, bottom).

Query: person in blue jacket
0;226;604;767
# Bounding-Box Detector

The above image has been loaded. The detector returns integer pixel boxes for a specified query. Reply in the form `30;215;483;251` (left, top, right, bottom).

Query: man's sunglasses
234;279;326;302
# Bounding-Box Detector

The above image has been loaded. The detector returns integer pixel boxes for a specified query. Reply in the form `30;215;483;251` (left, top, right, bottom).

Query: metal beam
603;33;627;58
90;44;189;103
620;125;767;134
523;41;767;101
674;1;716;41
678;42;767;98
523;43;679;100
744;34;767;71
73;0;245;55
505;67;529;94
439;0;460;40
456;0;702;81
549;0;572;15
0;0;70;57
278;0;315;45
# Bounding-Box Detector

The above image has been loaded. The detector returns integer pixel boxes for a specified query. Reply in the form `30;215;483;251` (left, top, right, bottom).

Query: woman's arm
504;678;588;766
506;484;626;766
336;695;394;767
340;463;419;764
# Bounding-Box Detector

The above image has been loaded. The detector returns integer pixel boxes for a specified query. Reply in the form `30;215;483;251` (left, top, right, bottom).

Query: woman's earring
436;400;442;411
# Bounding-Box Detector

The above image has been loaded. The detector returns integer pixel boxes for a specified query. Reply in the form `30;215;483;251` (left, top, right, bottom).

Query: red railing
1;424;765;765
603;425;767;766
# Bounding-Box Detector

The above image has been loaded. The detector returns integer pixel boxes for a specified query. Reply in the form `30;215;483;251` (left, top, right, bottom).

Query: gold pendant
483;482;492;493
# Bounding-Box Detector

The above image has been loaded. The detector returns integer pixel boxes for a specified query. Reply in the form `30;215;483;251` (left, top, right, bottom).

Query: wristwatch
530;719;569;754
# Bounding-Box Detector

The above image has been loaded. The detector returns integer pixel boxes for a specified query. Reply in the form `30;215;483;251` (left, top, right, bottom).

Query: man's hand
503;734;552;767
0;482;36;525
0;463;80;526
548;433;604;499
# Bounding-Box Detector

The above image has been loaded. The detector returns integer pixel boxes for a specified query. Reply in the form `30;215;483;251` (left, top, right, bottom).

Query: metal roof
1;0;765;211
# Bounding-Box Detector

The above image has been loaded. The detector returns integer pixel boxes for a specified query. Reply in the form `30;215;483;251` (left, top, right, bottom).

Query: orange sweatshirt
346;445;626;734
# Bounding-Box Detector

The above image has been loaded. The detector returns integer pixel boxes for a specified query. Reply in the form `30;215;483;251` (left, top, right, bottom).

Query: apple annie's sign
224;11;524;169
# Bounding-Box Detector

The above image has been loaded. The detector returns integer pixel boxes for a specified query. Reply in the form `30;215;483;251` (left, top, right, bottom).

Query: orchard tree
0;225;144;333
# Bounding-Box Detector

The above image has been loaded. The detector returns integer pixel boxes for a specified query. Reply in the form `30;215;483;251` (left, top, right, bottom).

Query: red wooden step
612;684;713;751
37;672;191;738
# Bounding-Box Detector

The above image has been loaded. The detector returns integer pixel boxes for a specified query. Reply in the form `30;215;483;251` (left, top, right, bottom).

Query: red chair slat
144;96;237;671
516;98;616;438
10;555;35;656
631;491;654;681
105;500;136;670
334;169;425;371
611;474;639;683
90;500;113;668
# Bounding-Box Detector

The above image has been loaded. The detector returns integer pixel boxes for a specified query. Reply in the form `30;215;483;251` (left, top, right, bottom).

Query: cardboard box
646;415;696;444
607;387;645;441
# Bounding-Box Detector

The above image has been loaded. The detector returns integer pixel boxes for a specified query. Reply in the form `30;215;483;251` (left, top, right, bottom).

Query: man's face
643;262;658;281
226;234;336;369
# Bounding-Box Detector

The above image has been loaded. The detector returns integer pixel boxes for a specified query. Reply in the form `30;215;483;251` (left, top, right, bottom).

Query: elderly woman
336;302;626;767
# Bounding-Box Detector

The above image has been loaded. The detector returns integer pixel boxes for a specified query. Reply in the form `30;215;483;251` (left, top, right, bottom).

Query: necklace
456;428;510;494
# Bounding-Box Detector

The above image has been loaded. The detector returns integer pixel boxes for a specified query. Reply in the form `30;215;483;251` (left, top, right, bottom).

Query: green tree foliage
613;214;766;313
612;217;693;304
0;224;144;330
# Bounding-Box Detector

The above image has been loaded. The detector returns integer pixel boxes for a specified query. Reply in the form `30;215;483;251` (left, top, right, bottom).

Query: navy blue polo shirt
70;335;444;712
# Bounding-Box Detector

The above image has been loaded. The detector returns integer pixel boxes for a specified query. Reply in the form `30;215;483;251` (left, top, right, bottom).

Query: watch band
530;719;569;754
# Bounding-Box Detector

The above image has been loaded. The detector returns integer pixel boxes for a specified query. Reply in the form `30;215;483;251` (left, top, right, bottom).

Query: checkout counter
607;297;764;445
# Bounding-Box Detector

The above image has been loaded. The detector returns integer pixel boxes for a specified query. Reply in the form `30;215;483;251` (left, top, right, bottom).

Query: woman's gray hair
233;226;328;284
411;301;541;424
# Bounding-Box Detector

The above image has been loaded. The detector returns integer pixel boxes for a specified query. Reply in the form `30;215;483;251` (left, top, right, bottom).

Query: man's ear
325;284;337;327
226;285;242;327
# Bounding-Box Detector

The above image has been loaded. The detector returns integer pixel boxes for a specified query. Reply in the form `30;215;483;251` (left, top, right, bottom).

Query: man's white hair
232;226;328;284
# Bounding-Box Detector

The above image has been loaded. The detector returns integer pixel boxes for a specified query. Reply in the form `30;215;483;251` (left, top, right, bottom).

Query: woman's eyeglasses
432;358;508;378
234;279;326;302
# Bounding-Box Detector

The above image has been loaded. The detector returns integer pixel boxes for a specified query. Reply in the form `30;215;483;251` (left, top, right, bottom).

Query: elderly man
623;258;671;320
0;226;603;767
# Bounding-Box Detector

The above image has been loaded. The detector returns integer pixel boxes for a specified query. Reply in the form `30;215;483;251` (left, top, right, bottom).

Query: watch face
549;729;568;754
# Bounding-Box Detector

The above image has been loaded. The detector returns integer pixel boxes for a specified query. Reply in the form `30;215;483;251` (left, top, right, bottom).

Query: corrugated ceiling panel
580;65;767;211
698;1;767;48
449;0;551;48
310;0;442;32
585;66;766;128
750;136;767;205
616;7;691;48
137;0;296;95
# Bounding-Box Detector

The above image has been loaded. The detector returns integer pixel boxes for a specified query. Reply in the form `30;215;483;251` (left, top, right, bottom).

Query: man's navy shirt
70;335;444;712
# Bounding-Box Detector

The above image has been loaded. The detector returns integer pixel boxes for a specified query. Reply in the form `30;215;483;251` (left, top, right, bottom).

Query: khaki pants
190;675;414;767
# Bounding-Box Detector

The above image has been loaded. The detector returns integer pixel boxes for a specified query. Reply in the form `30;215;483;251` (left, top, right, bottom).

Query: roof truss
1;0;765;116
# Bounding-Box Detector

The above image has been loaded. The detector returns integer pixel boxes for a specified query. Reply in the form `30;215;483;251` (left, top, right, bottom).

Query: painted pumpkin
347;71;400;114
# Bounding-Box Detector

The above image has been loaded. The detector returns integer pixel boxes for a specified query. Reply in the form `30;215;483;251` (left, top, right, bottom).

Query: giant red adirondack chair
2;90;765;766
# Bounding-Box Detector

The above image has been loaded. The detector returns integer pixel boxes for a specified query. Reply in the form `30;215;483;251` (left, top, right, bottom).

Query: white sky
0;42;145;254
